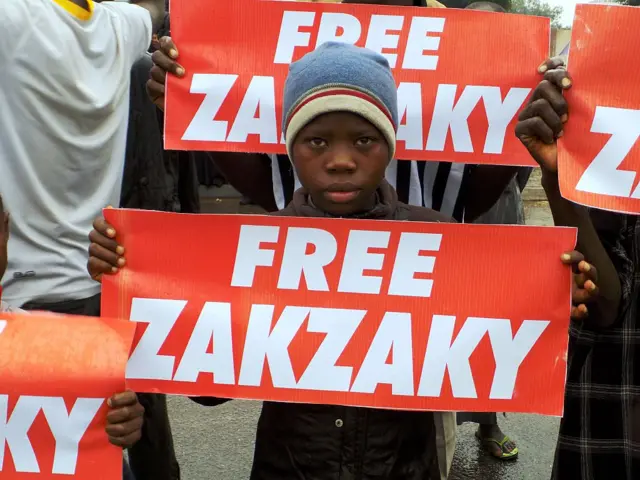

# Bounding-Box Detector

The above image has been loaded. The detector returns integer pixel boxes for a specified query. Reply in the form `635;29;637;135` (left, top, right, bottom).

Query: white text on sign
181;75;530;155
126;298;549;401
274;11;445;69
575;106;640;198
230;225;441;297
0;395;103;475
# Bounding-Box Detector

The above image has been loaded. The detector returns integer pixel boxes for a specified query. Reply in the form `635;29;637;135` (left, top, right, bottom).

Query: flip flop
475;430;519;460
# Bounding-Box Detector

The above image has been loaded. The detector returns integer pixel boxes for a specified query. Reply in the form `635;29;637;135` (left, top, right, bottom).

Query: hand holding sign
105;391;145;448
148;37;184;111
561;251;599;320
515;57;572;173
0;313;136;479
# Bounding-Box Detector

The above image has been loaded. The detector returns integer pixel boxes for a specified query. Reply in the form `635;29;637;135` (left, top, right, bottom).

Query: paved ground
168;176;558;479
166;397;560;480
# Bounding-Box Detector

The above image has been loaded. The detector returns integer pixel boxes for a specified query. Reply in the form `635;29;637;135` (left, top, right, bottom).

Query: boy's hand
147;36;185;110
515;57;572;173
106;391;145;449
87;216;125;282
562;251;599;321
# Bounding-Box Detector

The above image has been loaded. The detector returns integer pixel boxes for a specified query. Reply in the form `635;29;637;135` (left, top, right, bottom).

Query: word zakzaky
126;225;550;402
0;395;103;474
181;9;531;156
576;106;640;198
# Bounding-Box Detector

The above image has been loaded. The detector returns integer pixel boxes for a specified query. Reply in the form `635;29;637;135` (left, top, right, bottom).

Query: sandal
475;430;519;460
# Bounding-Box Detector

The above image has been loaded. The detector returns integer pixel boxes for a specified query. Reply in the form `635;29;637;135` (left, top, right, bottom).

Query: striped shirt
270;155;471;222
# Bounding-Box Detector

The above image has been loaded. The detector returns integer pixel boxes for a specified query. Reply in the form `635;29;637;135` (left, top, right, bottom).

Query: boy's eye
355;136;376;146
309;138;327;148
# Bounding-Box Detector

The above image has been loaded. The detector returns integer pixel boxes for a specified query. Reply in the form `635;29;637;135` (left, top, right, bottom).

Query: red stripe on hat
286;88;395;131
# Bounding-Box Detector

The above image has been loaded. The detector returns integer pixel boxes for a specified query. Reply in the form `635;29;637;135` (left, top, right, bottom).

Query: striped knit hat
282;42;398;160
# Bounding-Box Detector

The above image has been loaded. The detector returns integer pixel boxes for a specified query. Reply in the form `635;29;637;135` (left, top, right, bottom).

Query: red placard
0;314;135;480
165;0;548;166
559;4;640;214
101;209;576;416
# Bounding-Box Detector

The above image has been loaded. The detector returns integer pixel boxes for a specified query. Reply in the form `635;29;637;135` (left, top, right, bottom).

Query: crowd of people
1;0;638;479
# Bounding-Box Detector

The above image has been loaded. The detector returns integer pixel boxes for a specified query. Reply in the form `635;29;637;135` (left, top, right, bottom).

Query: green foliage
510;0;565;28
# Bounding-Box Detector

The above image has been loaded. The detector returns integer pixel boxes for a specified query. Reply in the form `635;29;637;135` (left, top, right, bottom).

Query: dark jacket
121;55;200;213
195;182;451;480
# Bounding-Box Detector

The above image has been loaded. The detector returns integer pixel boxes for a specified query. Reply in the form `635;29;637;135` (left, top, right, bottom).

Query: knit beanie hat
282;42;399;161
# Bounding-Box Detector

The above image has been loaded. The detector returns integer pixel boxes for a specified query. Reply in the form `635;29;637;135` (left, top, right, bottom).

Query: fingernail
538;64;548;73
561;114;569;123
588;282;596;292
116;246;125;255
111;267;118;273
561;254;571;261
107;398;113;407
117;258;126;267
176;67;185;77
106;228;115;237
561;77;572;88
169;49;178;59
582;262;591;272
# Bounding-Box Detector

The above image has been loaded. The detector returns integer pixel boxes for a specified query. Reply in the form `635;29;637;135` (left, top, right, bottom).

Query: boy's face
291;112;390;216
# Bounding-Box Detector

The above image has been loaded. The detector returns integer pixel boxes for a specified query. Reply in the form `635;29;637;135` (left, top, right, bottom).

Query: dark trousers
22;294;181;480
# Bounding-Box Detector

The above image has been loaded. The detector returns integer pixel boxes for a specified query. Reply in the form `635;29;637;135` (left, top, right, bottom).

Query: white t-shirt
0;0;152;305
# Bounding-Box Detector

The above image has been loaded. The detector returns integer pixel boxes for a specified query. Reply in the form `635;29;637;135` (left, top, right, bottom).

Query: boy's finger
146;79;166;110
108;390;139;408
159;36;178;58
532;80;568;117
93;217;116;238
579;261;598;283
573;287;597;305
106;404;144;424
523;99;564;137
543;68;572;90
106;415;143;438
514;117;555;145
150;65;167;84
561;250;584;265
538;56;565;74
571;304;588;321
88;242;124;267
151;49;184;77
87;257;118;281
88;229;122;254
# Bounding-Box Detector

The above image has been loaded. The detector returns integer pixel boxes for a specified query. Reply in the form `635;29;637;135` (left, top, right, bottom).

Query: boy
89;43;598;479
516;57;640;479
0;194;146;477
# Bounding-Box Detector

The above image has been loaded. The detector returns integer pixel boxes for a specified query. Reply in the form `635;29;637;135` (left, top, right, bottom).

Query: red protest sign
165;0;548;166
559;4;640;214
102;209;575;416
0;314;135;480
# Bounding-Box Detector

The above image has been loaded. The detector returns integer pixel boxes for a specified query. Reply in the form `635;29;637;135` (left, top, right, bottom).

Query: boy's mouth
324;184;361;203
325;190;360;203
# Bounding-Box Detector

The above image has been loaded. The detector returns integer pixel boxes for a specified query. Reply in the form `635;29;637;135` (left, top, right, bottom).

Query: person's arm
464;166;518;222
541;174;621;326
515;57;621;327
130;0;165;33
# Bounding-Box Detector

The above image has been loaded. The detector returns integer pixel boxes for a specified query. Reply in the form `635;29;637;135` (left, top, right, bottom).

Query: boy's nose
326;147;357;173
